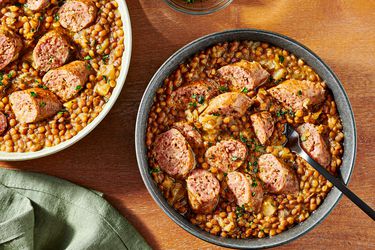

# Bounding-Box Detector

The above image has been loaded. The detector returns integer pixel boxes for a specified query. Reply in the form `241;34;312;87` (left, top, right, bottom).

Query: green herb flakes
279;55;285;63
241;87;249;93
75;85;82;91
30;91;37;97
149;168;161;174
84;55;92;60
40;101;46;108
219;85;229;92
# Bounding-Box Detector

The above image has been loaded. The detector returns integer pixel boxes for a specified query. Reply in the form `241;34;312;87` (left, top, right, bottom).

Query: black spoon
283;124;375;220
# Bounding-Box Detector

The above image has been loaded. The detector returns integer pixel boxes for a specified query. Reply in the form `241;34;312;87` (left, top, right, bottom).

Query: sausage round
172;122;203;150
0;29;22;70
250;111;275;145
9;88;62;123
205;139;247;173
58;0;97;32
268;79;326;111
258;154;299;194
153;128;196;179
218;60;270;91
26;0;50;11
186;169;220;214
170;79;218;110
0;112;8;135
33;30;70;72
43;60;92;101
296;123;331;167
227;171;264;212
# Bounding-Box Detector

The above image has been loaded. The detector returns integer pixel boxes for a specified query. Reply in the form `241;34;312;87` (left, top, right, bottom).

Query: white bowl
0;0;132;161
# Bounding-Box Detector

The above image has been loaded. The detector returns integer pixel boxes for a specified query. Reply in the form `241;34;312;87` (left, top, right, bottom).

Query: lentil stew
146;40;345;239
0;0;126;153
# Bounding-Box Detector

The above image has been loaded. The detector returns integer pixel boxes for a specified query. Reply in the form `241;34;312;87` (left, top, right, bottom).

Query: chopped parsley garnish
0;72;3;86
84;55;92;60
75;85;82;90
57;109;67;115
40;101;46;108
30;91;37;97
241;87;249;93
102;54;110;62
279;55;285;63
255;145;265;152
197;95;205;104
149;168;161;174
39;15;44;21
191;93;197;99
102;75;109;83
54;13;59;22
188;102;197;108
38;84;48;90
86;63;92;70
288;110;295;117
239;133;247;143
7;72;13;78
212;113;220;116
219;85;229;92
231;156;240;161
235;205;245;218
252;178;258;187
297;90;302;96
223;172;228;177
252;192;256;197
276;110;287;117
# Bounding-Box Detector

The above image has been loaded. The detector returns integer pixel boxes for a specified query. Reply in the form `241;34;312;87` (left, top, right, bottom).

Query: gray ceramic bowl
135;29;356;249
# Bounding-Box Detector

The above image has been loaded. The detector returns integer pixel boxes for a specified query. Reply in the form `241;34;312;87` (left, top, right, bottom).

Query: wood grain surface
1;0;375;249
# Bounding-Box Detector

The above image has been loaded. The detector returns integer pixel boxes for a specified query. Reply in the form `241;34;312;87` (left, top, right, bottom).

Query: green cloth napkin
0;168;150;250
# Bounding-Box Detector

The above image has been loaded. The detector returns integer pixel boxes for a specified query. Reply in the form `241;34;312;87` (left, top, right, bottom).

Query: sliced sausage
153;128;196;179
58;0;97;32
9;88;62;123
250;111;275;145
0;112;8;135
296;123;331;167
171;80;218;110
186;169;220;214
26;0;50;11
218;60;270;91
205;139;247;173
33;30;70;72
0;29;22;70
43;60;91;101
200;92;253;118
172;122;203;149
267;79;326;111
227;171;264;212
258;154;299;194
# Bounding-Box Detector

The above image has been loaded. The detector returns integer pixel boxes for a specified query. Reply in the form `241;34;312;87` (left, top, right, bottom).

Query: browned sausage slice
171;80;218;110
250;111;275;145
172;122;203;149
267;79;326;111
26;0;50;11
200;92;253;118
9;88;62;123
33;30;70;72
227;171;264;212
0;29;22;70
258;154;299;194
205;139;247;173
43;61;91;101
218;60;270;91
58;0;97;32
0;112;8;135
153;128;196;179
186;169;220;214
296;123;331;167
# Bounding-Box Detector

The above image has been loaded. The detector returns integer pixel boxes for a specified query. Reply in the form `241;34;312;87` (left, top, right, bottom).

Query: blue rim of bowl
135;29;357;248
163;0;233;15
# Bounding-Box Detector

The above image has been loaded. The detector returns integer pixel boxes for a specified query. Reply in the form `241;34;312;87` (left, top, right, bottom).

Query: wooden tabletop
2;0;375;249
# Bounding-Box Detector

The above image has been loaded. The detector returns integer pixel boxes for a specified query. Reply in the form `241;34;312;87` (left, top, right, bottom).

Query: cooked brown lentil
0;0;125;152
146;41;344;239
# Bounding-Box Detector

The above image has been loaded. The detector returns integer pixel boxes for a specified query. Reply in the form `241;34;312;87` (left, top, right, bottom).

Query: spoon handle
297;149;375;220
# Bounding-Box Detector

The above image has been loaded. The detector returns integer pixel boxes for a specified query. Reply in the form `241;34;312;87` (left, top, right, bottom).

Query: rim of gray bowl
135;29;357;249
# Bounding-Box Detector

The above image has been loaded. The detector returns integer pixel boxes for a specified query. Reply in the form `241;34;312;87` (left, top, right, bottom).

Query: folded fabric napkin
0;168;150;250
